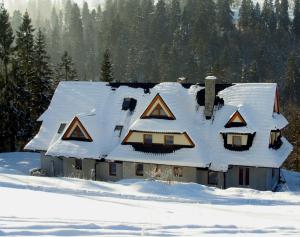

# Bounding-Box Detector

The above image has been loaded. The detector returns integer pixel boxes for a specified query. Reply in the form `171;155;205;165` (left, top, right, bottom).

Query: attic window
151;104;168;117
62;117;93;142
58;123;66;134
140;94;176;120
225;111;247;128
114;125;123;137
122;98;137;112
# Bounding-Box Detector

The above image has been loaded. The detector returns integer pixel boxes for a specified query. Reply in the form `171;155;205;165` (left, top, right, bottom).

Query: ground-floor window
239;167;250;186
75;159;82;170
173;167;183;177
136;163;144;176
153;165;161;177
109;162;117;176
208;171;218;185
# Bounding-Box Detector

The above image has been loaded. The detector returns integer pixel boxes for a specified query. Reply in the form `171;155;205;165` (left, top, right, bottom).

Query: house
25;76;293;191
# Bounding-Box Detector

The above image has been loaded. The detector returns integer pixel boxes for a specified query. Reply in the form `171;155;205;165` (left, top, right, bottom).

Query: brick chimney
204;75;217;119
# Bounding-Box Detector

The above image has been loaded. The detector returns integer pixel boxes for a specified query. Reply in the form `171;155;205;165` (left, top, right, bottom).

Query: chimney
204;75;217;119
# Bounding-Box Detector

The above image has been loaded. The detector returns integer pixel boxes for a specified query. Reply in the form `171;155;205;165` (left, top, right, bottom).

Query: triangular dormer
225;111;247;128
274;86;280;113
62;117;93;142
140;94;176;120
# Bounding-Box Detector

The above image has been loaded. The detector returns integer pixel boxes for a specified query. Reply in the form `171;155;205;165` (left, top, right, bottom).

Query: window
70;126;85;139
154;165;161;177
232;135;242;147
239;167;250;186
208;171;218;185
165;135;174;145
239;168;243;185
245;168;249;186
114;125;123;137
75;159;82;170
143;134;152;144
173;167;183;177
136;163;144;176
109;163;117;176
150;104;167;117
58;123;66;134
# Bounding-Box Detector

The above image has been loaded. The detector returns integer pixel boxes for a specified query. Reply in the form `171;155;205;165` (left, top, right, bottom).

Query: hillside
0;152;300;236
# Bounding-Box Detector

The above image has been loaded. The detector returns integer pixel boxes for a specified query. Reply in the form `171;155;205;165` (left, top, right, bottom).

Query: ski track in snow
0;152;300;236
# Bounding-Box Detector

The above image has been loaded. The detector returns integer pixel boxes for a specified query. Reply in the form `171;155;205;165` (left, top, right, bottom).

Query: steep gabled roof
25;81;292;171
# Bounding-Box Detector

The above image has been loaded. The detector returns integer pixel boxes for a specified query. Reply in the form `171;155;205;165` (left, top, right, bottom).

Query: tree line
1;0;300;170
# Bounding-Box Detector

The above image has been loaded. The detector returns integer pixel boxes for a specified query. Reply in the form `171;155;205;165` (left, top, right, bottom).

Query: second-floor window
144;134;152;144
269;130;282;149
232;135;242;147
165;135;174;145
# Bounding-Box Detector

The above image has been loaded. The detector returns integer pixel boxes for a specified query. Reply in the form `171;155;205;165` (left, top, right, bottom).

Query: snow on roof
25;81;292;171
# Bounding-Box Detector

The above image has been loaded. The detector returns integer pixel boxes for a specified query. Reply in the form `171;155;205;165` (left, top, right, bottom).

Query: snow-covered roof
25;81;292;171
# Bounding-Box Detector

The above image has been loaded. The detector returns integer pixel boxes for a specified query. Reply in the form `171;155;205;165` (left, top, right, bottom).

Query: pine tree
278;0;290;32
261;0;277;33
15;11;35;137
285;53;297;103
0;5;14;83
239;0;254;31
293;0;300;39
216;0;234;33
32;29;53;119
57;51;77;82
100;49;113;82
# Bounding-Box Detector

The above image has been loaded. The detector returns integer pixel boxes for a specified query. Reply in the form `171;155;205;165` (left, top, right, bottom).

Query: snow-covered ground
0;152;300;236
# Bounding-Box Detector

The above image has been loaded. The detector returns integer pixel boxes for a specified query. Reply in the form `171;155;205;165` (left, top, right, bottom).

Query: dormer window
141;94;176;120
62;117;93;142
70;127;85;140
122;131;194;153
151;104;167;117
225;111;247;128
221;132;256;151
269;130;282;149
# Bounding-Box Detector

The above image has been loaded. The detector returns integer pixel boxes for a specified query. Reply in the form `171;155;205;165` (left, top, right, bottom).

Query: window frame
164;135;174;146
70;126;85;140
208;171;218;186
239;167;250;186
143;134;153;145
109;162;117;176
136;163;144;176
75;159;82;170
232;135;242;147
173;166;183;177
